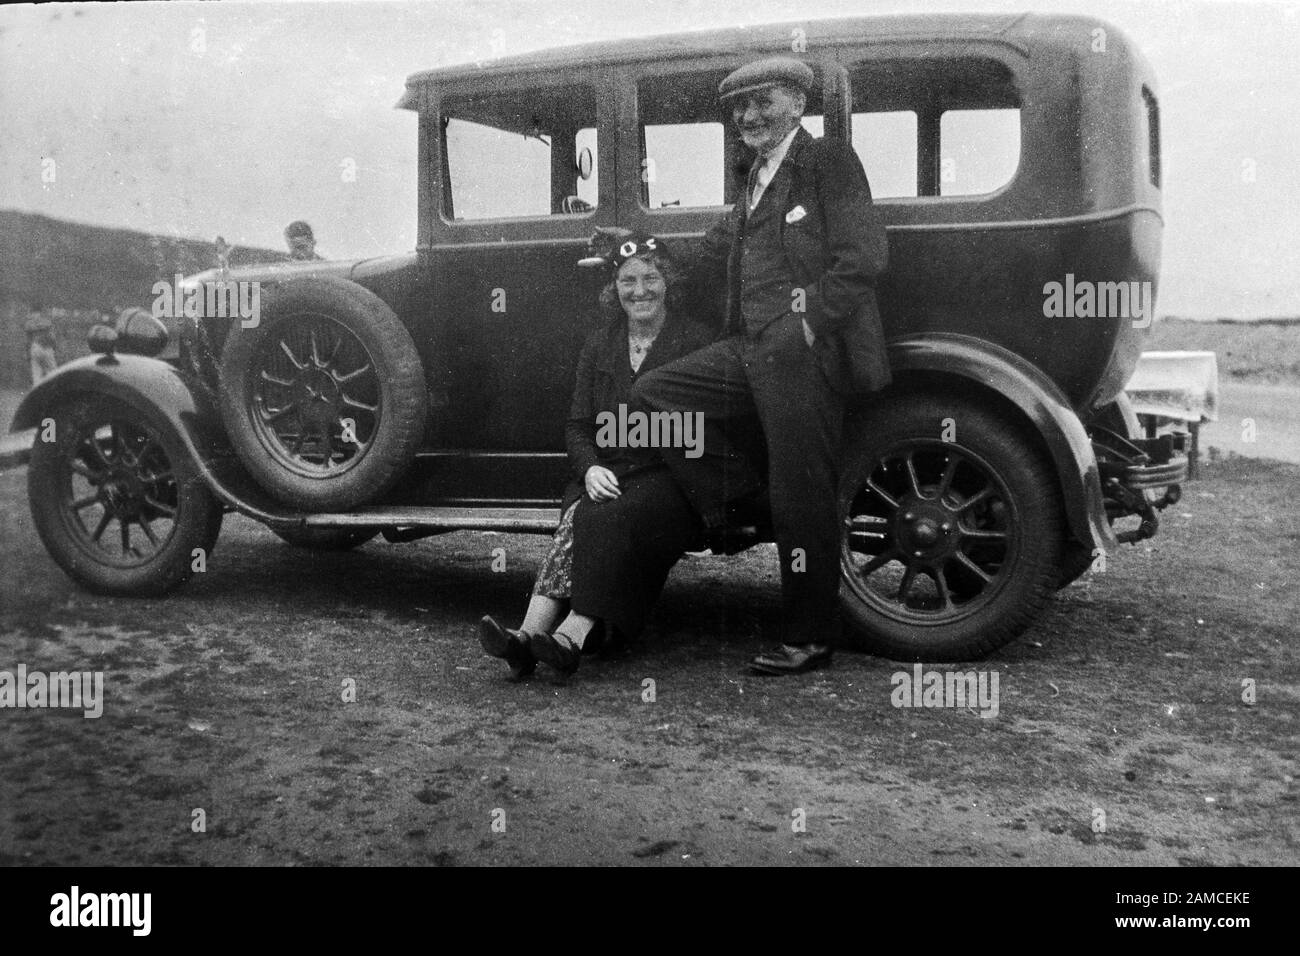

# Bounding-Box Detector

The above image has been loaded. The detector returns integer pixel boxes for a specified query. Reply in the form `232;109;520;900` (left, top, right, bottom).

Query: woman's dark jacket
561;311;714;511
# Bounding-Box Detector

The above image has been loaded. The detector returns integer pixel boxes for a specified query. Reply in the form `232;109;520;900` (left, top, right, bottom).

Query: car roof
399;11;1118;106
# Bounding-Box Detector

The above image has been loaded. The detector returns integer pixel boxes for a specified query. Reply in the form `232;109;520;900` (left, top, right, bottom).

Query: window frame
428;66;619;243
842;50;1023;203
616;56;845;235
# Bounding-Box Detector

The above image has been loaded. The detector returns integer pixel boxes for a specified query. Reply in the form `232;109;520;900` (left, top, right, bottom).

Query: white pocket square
785;205;807;224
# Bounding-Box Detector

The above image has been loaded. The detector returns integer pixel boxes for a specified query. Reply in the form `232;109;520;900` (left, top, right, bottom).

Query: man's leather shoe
528;631;581;677
478;616;536;678
749;643;833;676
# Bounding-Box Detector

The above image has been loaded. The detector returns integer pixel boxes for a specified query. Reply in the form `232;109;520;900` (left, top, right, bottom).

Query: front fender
12;354;301;527
884;333;1115;552
14;354;211;434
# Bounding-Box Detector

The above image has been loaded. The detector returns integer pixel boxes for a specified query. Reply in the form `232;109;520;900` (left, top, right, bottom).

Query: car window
851;111;919;198
636;68;825;210
939;108;1020;196
849;57;1019;198
441;83;598;220
1140;86;1160;189
642;121;724;208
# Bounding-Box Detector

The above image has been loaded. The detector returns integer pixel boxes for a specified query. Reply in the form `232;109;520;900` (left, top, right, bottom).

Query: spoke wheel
29;396;223;596
839;391;1064;661
846;442;1016;623
250;316;380;479
218;277;428;510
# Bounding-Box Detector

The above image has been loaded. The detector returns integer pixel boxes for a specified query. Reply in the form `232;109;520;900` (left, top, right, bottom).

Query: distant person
23;310;58;386
214;235;235;273
284;221;322;261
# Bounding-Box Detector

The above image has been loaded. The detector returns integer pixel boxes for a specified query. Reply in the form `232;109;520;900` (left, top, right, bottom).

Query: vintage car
10;12;1187;661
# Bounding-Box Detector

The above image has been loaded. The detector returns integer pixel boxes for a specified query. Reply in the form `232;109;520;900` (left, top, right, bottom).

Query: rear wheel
839;392;1064;661
28;395;223;596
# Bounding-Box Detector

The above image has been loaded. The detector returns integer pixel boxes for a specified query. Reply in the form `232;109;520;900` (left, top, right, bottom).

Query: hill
0;210;287;389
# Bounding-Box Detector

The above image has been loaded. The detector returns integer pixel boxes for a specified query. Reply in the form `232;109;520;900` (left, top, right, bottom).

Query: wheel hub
297;370;342;426
250;319;379;476
101;463;147;517
299;368;340;405
895;498;959;562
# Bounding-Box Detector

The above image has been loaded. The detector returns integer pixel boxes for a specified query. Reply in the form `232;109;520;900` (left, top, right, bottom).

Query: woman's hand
585;465;622;501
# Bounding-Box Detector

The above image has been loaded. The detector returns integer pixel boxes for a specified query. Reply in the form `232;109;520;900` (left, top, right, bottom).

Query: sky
1;0;1298;318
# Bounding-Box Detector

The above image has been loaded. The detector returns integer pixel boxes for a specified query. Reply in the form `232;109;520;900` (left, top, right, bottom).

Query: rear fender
879;333;1115;552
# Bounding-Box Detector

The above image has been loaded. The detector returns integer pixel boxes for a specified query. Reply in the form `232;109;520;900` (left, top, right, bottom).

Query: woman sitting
478;232;713;679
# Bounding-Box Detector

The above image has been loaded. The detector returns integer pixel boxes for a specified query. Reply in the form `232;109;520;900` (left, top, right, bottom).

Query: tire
218;276;428;510
1056;543;1097;589
838;391;1065;661
28;395;224;597
271;527;378;551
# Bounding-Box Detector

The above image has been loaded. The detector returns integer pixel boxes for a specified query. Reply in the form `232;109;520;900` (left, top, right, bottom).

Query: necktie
747;157;764;211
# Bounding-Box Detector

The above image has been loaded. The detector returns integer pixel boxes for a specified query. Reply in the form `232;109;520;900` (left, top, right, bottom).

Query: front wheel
28;395;224;596
839;391;1064;661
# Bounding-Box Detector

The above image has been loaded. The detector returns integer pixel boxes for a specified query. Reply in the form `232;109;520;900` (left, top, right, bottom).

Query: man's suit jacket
696;126;891;396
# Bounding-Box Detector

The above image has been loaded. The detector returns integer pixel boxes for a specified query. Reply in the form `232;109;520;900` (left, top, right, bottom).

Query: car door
425;64;617;503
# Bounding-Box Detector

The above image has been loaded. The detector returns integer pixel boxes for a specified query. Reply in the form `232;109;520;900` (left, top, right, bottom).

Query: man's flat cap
718;57;814;102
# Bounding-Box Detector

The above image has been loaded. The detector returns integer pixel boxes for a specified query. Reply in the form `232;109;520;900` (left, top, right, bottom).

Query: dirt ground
0;452;1296;866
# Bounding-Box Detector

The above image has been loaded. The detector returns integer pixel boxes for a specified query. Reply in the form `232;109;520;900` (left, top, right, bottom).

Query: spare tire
218;276;427;510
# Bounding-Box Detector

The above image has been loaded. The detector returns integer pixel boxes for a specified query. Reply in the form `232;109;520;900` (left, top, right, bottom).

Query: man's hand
801;317;815;347
585;465;622;501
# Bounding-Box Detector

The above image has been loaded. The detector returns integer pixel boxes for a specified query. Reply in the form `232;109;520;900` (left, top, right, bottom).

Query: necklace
629;331;659;372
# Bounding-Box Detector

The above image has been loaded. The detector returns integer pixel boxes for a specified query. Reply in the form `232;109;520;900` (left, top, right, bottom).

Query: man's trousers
633;313;844;644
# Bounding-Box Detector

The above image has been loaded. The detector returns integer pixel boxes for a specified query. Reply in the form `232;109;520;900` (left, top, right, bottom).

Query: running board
300;506;561;534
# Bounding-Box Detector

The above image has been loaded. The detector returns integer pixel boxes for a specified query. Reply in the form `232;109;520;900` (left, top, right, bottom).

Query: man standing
633;57;890;675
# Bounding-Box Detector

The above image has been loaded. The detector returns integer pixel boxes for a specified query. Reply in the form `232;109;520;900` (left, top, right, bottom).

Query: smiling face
616;256;668;324
731;84;805;154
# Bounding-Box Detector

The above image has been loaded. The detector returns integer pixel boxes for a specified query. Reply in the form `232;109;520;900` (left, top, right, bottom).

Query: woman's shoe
528;631;581;677
477;616;536;678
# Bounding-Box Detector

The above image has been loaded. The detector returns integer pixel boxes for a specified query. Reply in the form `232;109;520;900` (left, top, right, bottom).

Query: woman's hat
579;229;671;269
609;232;669;269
